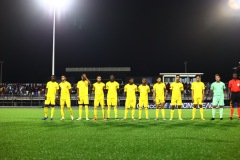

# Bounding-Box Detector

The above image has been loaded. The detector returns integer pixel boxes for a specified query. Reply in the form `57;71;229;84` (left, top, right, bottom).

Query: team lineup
42;73;240;121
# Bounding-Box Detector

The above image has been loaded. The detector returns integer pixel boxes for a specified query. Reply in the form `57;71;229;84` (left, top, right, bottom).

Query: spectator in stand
0;85;3;94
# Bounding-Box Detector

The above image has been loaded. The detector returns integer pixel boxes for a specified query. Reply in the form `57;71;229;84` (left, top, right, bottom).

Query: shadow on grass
1;118;239;132
166;136;233;144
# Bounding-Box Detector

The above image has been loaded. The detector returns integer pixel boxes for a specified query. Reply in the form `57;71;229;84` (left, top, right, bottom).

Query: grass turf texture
0;107;239;160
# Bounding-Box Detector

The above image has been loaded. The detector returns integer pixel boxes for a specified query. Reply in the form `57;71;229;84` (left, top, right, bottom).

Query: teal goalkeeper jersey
210;81;225;97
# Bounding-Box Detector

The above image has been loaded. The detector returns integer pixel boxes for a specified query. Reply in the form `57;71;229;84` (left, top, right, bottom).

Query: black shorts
231;92;240;103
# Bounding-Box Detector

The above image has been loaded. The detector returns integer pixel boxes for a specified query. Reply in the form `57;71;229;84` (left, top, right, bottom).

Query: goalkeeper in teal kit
210;74;226;120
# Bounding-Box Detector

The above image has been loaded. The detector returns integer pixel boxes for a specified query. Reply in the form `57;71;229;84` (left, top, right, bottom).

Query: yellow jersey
191;82;205;98
138;84;150;100
153;83;166;98
59;81;71;98
170;82;183;98
106;81;119;98
124;84;138;100
77;80;89;97
93;82;105;99
46;81;59;96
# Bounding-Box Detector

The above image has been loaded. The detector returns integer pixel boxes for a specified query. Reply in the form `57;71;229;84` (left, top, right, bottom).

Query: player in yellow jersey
92;76;106;120
191;75;205;120
59;75;74;121
170;75;184;120
77;74;91;121
138;78;150;120
106;74;120;120
152;77;167;120
122;78;138;120
42;75;59;121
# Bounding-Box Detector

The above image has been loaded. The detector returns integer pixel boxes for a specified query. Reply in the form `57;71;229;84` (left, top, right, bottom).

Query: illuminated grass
0;108;239;160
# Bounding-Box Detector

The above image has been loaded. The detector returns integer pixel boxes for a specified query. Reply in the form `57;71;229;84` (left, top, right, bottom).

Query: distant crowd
0;81;220;97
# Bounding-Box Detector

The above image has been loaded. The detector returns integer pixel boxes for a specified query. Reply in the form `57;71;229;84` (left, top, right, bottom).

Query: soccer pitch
0;107;239;160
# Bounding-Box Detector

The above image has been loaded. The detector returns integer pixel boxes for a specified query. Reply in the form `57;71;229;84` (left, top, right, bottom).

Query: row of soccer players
42;73;239;121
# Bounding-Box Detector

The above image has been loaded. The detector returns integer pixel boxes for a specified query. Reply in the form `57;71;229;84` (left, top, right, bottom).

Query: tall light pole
184;61;187;73
184;61;188;83
52;7;56;75
0;61;3;84
41;0;72;75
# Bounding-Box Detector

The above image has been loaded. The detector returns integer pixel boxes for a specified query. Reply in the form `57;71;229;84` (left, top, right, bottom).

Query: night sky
1;0;240;83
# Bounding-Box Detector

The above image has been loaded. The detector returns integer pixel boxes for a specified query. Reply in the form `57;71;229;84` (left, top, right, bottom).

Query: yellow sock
50;107;55;118
114;106;118;118
60;105;64;118
170;110;174;119
44;107;48;118
68;107;73;116
104;106;107;118
192;108;196;119
124;108;128;119
85;105;89;119
145;108;149;119
79;105;83;118
94;106;98;118
102;106;105;119
132;108;135;119
200;108;204;119
139;107;142;119
178;109;182;119
161;109;165;119
156;108;159;118
108;106;111;118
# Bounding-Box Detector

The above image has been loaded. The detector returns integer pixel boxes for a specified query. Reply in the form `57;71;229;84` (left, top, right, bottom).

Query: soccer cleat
132;118;136;121
103;118;107;120
138;118;141;120
93;117;97;121
191;118;194;121
86;118;89;121
121;118;127;120
146;118;149;120
211;118;215;120
50;118;53;121
60;118;65;121
42;117;48;120
230;117;233;120
106;118;110;120
201;118;205;121
77;118;82;121
155;118;159;120
169;118;173;121
178;118;183;121
162;118;166;121
220;118;223;120
115;118;119;120
71;116;74;121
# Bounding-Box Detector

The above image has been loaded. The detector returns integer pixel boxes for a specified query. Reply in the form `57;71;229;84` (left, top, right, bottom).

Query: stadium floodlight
228;0;240;10
40;0;72;75
43;0;70;10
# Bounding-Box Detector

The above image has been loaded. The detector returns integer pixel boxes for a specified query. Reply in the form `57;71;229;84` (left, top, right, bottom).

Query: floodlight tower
42;0;71;75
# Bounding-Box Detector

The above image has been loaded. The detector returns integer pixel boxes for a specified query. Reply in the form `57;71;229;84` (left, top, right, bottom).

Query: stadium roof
66;67;131;72
159;73;204;77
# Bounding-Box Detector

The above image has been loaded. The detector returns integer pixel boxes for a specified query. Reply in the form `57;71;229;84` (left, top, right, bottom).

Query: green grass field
0;107;240;160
